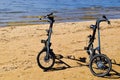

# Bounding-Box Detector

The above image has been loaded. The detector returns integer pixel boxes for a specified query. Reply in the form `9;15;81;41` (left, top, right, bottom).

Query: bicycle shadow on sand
43;54;120;79
43;54;88;72
103;59;120;79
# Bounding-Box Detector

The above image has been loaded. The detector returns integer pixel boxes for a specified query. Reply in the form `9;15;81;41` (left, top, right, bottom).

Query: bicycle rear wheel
89;54;112;77
37;50;55;70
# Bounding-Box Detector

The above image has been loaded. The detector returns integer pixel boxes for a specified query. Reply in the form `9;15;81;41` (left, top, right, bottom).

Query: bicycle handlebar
96;15;110;26
39;13;55;23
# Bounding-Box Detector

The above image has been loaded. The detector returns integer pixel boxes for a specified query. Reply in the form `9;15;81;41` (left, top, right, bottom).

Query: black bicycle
37;13;55;70
84;15;112;77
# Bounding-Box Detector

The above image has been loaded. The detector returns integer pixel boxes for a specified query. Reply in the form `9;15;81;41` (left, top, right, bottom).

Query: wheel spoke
37;51;55;69
89;54;112;77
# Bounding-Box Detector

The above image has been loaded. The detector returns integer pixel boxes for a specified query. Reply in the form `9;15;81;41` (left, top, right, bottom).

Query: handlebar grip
39;13;54;22
102;15;110;24
102;15;107;20
47;13;53;17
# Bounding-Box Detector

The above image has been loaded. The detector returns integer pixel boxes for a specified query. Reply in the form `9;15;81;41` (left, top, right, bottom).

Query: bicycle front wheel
37;50;55;70
89;54;112;77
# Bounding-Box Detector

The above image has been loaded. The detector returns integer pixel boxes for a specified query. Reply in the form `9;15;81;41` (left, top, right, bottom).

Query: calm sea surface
0;0;120;26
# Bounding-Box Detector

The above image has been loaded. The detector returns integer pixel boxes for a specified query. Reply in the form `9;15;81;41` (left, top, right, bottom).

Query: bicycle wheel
37;50;55;70
89;54;112;77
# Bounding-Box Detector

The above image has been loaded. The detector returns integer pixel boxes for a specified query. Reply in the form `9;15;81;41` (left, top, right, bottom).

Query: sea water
0;0;120;26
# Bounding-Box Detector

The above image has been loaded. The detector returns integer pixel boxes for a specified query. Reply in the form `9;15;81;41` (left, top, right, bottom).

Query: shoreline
1;18;120;28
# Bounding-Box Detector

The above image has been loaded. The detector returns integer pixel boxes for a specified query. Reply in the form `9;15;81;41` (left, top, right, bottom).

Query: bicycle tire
89;54;112;77
37;50;55;70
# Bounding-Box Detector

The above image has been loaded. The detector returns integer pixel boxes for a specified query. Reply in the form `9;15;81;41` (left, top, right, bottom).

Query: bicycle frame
85;15;110;57
41;13;55;59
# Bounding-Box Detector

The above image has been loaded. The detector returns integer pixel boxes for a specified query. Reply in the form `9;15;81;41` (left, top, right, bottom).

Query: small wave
0;11;26;14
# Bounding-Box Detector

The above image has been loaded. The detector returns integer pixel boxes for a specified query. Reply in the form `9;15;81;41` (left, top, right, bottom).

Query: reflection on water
0;0;120;26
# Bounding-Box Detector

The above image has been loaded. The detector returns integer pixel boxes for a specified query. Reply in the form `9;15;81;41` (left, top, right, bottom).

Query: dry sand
0;19;120;80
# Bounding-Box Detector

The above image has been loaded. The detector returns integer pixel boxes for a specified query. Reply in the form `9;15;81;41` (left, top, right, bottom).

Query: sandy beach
0;19;120;80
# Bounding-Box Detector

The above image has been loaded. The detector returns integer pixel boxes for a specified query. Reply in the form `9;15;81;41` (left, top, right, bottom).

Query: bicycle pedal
41;40;46;43
84;47;88;50
88;35;91;37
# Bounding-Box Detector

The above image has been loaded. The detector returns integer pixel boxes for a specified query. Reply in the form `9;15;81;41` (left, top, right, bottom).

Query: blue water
0;0;120;26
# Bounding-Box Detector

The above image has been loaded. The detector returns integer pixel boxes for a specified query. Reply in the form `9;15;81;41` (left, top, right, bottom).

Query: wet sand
0;19;120;80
